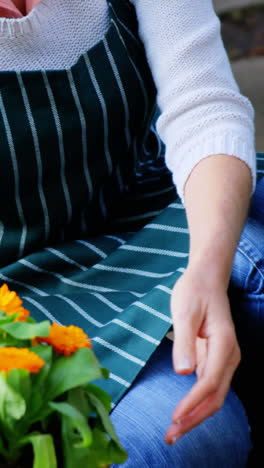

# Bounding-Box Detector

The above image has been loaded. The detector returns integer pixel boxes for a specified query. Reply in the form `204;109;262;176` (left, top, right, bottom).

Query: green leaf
0;432;8;457
85;384;111;412
56;389;92;468
0;335;19;347
62;421;128;468
86;392;118;445
61;417;107;468
86;391;127;461
60;389;128;468
24;346;54;422
0;373;26;427
45;348;103;401
0;321;50;340
31;345;53;390
67;387;92;420
6;369;31;404
0;313;18;325
107;438;129;464
49;401;92;448
89;426;128;465
101;367;110;379
19;433;57;468
85;427;111;466
61;415;91;468
26;316;37;323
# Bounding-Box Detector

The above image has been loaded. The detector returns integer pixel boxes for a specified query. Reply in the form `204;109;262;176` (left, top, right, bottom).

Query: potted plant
0;283;128;468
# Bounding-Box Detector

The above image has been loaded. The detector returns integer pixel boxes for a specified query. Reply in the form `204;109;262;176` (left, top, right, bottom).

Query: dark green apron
0;0;217;406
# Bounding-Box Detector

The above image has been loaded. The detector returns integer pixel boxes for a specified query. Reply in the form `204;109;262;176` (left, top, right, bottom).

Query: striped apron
4;0;258;407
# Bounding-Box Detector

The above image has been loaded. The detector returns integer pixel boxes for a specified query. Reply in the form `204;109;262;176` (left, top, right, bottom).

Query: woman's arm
185;154;251;286
132;0;256;441
165;154;252;443
133;0;256;200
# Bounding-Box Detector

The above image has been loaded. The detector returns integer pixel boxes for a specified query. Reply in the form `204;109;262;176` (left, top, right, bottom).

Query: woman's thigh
229;176;264;462
111;338;251;468
230;174;264;293
229;175;264;368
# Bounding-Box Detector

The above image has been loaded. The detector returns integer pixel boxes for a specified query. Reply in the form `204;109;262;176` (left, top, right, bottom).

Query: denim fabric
230;174;264;349
110;169;264;467
231;175;264;295
229;174;264;463
111;338;252;467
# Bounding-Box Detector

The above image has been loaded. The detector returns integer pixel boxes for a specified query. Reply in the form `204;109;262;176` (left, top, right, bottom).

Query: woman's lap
110;175;264;468
230;174;264;366
228;175;264;463
111;338;251;468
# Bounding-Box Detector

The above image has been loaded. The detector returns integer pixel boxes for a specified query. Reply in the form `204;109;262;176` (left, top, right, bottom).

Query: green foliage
0;373;26;427
60;388;127;468
0;318;128;467
44;348;103;401
19;433;57;468
0;321;50;340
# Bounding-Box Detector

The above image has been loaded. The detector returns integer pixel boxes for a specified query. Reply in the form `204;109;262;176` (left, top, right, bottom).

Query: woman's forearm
184;154;252;289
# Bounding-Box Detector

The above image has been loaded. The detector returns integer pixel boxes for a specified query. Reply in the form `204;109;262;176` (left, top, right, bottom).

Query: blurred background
214;0;264;150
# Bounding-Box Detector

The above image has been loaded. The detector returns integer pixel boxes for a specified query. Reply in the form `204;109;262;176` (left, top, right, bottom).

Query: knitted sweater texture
0;0;256;200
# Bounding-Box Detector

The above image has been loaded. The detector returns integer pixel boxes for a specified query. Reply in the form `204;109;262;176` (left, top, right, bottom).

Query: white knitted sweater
0;0;256;201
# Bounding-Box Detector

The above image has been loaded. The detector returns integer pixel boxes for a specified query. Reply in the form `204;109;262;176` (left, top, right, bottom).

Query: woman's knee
231;176;264;294
111;398;251;467
110;372;252;467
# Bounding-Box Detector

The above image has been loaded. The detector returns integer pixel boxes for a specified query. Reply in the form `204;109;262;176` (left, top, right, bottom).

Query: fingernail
172;434;181;444
176;358;192;371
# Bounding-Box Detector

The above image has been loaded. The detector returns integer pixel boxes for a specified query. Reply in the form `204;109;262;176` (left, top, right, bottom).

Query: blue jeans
111;338;251;467
229;174;264;463
111;173;264;467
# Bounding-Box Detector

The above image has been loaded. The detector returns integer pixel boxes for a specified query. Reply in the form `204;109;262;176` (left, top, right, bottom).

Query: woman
0;0;258;466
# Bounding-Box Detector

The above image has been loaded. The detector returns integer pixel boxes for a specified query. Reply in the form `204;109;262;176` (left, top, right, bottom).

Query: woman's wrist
187;246;235;291
184;154;252;290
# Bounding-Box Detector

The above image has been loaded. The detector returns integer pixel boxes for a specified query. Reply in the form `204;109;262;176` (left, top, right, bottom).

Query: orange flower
38;323;92;356
0;347;45;374
0;283;29;322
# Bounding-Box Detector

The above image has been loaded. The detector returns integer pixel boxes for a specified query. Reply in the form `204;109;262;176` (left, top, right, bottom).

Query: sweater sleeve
131;0;256;202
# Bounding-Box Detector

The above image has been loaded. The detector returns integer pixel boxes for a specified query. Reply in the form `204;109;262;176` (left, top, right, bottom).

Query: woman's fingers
165;350;237;444
171;286;202;374
168;271;241;444
172;310;198;374
171;325;240;425
195;337;207;379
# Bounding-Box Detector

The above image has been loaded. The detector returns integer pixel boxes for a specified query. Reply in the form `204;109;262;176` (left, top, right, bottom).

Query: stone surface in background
232;57;264;150
220;6;264;60
214;1;264;151
214;0;263;13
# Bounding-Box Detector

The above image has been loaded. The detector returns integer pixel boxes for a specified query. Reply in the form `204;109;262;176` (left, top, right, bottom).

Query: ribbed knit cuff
167;132;256;204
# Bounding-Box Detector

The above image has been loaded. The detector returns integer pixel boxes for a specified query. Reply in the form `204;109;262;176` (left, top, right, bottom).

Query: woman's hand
164;265;241;444
163;154;251;444
162;154;251;444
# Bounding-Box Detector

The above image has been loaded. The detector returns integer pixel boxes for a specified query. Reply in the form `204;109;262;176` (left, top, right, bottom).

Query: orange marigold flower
0;347;45;374
38;323;92;356
0;283;29;322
